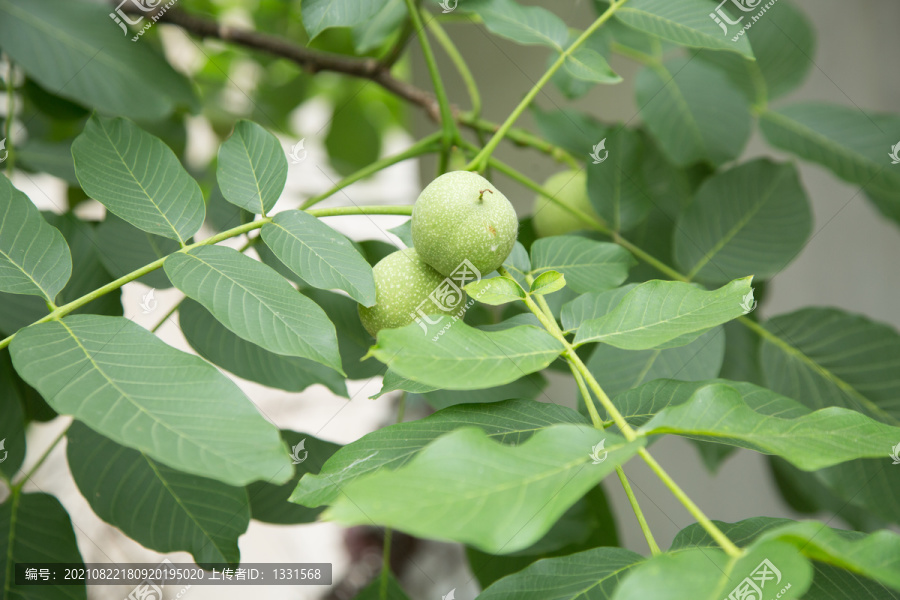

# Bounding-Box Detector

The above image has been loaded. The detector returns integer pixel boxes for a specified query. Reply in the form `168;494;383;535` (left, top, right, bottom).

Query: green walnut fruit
358;248;465;337
532;170;599;238
412;171;518;277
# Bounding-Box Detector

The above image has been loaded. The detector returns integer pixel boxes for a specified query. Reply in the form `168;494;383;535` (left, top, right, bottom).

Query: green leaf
216;120;288;215
463;0;569;50
9;315;292;486
532;106;609;158
759;308;900;525
418;374;548;410
465;276;525;306
673;159;812;284
476;547;644;600
248;431;341;525
0;492;86;600
561;285;636;332
752;522;900;592
388;219;413;247
72;115;205;243
179;299;347;397
586;128;651;232
16;138;78;184
759;308;900;424
261;211;376;306
165;246;343;373
614;0;755;57
0;0;194;120
322;425;644;553
352;0;406;53
291;398;589;507
696;1;815;102
672;518;900;599
530;236;634;294
574;277;753;349
530;271;566;296
564;47;622;84
302;0;388;39
635;57;752;166
367;319;564;390
585;327;725;397
325;93;382;176
353;571;410;600
639;383;900;470
306;289;385;380
611;540;812;600
613;378;808;429
66;422;249;566
759;103;900;206
372;370;548;408
502;241;532;290
0;352;27;479
0;175;71;301
371;369;439;398
468;485;620;589
94;213;179;289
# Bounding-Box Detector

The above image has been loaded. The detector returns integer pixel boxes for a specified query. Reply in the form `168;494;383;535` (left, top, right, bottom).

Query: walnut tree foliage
1;0;900;598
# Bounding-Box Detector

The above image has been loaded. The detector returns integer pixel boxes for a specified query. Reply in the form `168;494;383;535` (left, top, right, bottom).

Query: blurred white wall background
11;0;900;598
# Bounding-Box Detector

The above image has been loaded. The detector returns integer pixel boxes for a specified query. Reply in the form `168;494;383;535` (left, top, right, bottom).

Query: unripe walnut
411;171;518;277
358;248;463;337
532;170;599;238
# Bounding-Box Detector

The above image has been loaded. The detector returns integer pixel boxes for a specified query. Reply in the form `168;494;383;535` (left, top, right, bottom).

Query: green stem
611;232;688;282
12;425;69;491
380;527;393;599
300;132;441;209
568;360;606;431
615;465;662;555
568;353;661;557
4;56;15;173
150;301;181;333
425;16;481;117
514;269;740;557
3;487;19;598
0;205;414;350
638;448;740;556
484;153;611;233
403;0;459;157
465;0;627;171
461;115;580;168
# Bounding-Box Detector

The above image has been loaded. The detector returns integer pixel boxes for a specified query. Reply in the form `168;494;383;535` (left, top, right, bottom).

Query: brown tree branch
138;6;441;121
130;6;580;165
